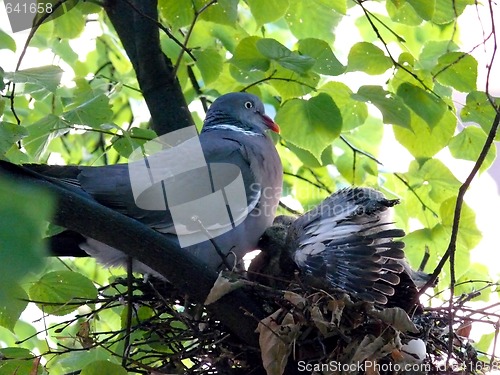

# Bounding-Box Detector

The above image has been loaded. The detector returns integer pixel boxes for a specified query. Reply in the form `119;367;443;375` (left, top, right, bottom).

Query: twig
187;65;209;112
172;0;217;78
394;173;439;218
242;70;318;92
278;201;301;216
416;105;500;363
340;135;383;166
356;1;440;99
485;0;498;102
283;171;330;193
122;258;134;367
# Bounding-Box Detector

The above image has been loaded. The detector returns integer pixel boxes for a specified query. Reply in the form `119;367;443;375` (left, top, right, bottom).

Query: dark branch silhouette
0;161;264;346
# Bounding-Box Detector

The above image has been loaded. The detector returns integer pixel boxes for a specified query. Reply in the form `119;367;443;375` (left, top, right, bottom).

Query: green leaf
197;0;238;26
407;0;435;20
0;347;38;375
432;0;474;24
0;176;53;288
460;91;500;141
432;52;477;92
0;284;28;332
393;110;456;158
0;68;4;91
403;226;448;273
81;360;127;375
386;0;423;26
408;159;461;203
0;29;16;52
192;48;223;84
297;38;345;76
246;0;289;27
440;198;482;251
355;85;411;129
0;122;28;157
24;114;69;159
51;6;85;39
63;94;114;128
4;66;63;92
284;0;342;43
319;82;367;130
455;263;491;302
397;83;447;129
229;64;267;84
449;126;496;171
287;166;331;209
256;38;315;74
277;93;342;161
130;127;157;142
333;117;384;185
230;36;270;72
159;0;194;28
346;42;392;75
418;40;459;70
48;347;116;373
121;305;155;328
268;66;319;99
111;127;156;158
285;142;333;168
29;271;98;316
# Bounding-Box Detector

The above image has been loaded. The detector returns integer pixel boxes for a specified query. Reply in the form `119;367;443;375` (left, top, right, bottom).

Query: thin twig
172;0;217;78
122;258;134;367
283;171;330;192
356;1;440;99
394;173;439;218
242;70;318;92
278;201;301;216
187;64;209;112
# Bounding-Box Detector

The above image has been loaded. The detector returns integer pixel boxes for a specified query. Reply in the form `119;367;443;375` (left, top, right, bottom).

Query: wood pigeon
250;187;429;305
29;92;283;275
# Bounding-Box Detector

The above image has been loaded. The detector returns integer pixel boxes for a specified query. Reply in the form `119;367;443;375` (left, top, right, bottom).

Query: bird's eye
244;101;253;109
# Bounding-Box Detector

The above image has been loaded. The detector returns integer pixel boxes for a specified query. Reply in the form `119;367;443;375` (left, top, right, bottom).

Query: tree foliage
0;0;499;373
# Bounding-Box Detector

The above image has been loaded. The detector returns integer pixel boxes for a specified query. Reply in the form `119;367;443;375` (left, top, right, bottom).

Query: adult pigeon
28;92;283;275
250;187;428;305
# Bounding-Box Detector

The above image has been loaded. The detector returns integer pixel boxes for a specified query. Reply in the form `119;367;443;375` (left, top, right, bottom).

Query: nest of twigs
33;274;499;375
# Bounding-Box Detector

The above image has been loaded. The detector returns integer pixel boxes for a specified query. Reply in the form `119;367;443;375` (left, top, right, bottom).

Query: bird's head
203;92;280;135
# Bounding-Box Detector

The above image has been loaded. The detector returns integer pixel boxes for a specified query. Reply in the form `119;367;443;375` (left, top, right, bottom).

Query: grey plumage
32;92;283;275
251;187;424;305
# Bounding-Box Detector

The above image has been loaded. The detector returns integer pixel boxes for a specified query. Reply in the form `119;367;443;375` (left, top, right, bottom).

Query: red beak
260;113;280;134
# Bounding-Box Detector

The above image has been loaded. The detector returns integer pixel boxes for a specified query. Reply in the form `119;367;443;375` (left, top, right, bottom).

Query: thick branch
0;162;263;346
104;0;193;135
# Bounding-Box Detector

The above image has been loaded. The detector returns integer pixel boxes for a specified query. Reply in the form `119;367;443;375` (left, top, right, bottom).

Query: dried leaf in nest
351;335;391;363
204;272;244;305
368;306;419;333
327;298;345;325
310;305;339;338
456;320;472;338
284;291;307;309
256;309;301;375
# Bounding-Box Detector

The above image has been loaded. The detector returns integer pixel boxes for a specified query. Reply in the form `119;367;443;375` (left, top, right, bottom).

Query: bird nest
32;275;498;375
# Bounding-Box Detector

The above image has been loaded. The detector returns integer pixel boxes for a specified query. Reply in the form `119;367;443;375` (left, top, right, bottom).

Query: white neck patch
208;124;262;137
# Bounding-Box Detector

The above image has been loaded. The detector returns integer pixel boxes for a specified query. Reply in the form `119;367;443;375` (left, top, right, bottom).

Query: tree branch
419;107;500;293
104;0;193;135
0;161;264;346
